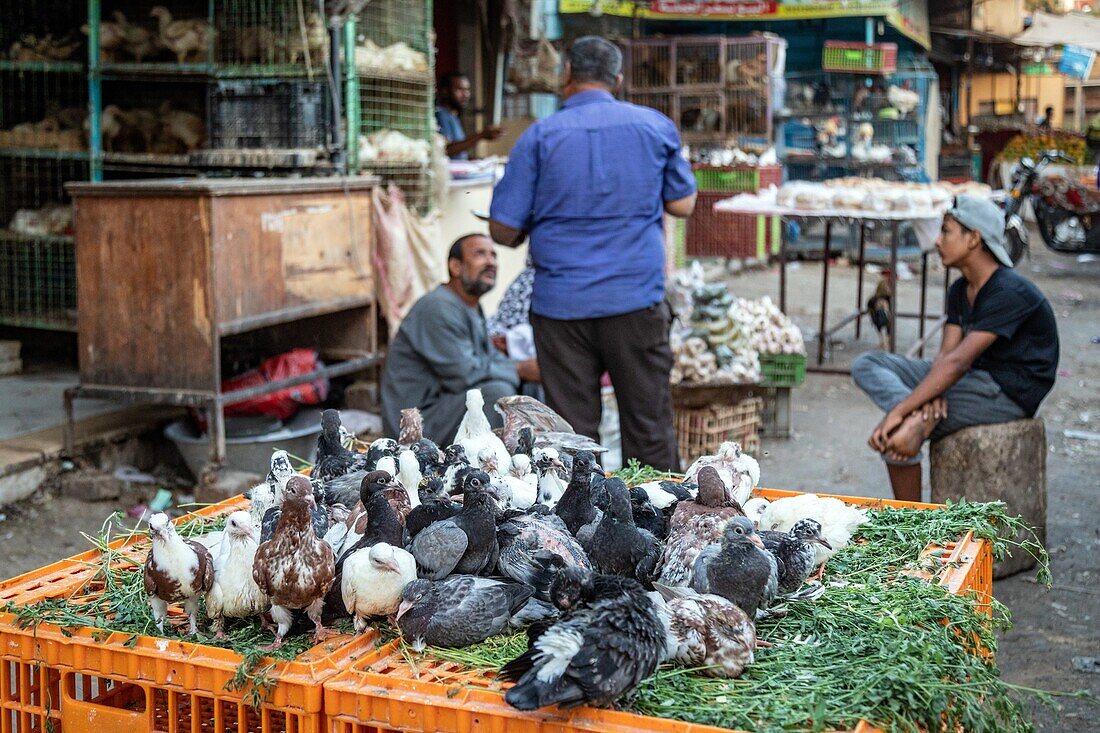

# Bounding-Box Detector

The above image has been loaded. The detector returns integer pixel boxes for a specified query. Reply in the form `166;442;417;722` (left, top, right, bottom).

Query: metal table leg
778;220;788;314
209;398;227;466
855;223;867;340
63;387;77;456
888;221;899;353
918;251;929;357
817;219;833;365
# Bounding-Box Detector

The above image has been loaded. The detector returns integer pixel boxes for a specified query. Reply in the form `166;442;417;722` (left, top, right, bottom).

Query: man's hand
516;358;541;384
921;397;947;422
491;335;508;355
479;125;503;141
869;409;905;453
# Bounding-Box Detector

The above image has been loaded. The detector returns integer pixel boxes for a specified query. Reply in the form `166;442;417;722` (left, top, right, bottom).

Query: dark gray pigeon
552;451;603;546
313;410;370;482
395;575;532;649
692;516;778;618
497;511;591;599
500;566;666;711
588;478;661;589
760;518;831;595
409;471;499;579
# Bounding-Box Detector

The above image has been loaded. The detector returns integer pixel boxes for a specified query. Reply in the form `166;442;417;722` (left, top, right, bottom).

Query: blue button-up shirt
490;89;695;320
435;106;468;160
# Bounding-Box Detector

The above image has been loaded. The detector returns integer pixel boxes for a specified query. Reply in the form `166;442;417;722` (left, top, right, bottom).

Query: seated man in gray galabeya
380;234;540;445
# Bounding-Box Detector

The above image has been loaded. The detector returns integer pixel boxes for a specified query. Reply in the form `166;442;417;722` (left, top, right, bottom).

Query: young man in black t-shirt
852;195;1059;501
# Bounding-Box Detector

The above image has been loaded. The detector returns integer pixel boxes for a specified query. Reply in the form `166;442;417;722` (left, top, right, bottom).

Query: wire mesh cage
352;0;434;212
0;68;88;153
0;1;86;71
622;35;784;149
214;0;330;77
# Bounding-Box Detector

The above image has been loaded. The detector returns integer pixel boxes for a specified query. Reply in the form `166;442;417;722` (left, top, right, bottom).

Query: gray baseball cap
946;195;1013;268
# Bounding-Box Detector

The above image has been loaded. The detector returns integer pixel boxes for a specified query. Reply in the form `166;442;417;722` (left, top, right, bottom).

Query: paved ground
0;236;1096;730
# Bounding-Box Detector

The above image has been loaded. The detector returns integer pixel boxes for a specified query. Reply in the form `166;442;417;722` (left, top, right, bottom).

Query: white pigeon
375;455;397;477
396;449;422;509
205;511;270;639
341;542;417;634
742;497;770;528
248;482;277;528
456;389;511;475
760;493;869;565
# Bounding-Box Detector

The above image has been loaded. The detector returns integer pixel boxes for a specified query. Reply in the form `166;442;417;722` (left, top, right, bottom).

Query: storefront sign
1058;44;1096;80
560;0;930;48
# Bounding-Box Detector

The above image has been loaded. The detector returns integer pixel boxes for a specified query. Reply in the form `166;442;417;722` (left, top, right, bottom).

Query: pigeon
405;492;463;541
247;480;277;529
760;518;832;595
759;493;868;566
320;471;406;622
205;511;269;639
552;451;603;545
143;512;214;636
514;425;536;459
341;542;417;634
634;478;696;511
500;566;667;711
533;448;567;507
497;512;591;598
629;486;668;539
588;478;661;588
657;466;745;588
409;438;445;476
692;516;778;619
683;441;758;506
440;444;471;494
395;450;423;509
742;497;770;528
649;583;755;678
455;389;511;477
252;475;336;648
410;471;500;579
396;575;533;650
398;407;423;445
259;497;333;544
313;409;370;481
495;395;575;452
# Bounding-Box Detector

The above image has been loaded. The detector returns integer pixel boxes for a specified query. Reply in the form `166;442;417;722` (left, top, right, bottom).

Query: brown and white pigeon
205;511;270;639
143;512;214;636
657;466;745;588
253;475;336;648
398;407;423;446
649;583;756;678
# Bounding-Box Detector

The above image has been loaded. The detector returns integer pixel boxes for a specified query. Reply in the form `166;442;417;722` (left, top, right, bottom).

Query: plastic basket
686;192;780;260
759;353;807;387
693;164;782;193
323;488;992;733
0;496;381;733
674;397;763;468
822;42;898;75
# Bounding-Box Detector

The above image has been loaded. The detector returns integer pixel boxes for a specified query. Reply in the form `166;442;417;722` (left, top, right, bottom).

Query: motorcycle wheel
1005;228;1028;265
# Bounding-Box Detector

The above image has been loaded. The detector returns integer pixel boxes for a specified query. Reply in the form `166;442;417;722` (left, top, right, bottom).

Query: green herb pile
422;499;1056;733
1;511;351;709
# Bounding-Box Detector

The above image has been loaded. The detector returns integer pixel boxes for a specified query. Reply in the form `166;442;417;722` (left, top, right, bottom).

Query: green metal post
87;0;102;181
345;18;360;174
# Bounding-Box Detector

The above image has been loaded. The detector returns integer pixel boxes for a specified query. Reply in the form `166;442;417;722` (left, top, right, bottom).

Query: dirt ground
1;235;1097;730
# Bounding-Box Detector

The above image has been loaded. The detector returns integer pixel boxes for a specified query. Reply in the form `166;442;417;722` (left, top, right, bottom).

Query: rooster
866;272;893;350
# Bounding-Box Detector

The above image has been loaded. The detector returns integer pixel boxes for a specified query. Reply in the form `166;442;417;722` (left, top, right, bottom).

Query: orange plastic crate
0;496;383;733
323;489;992;733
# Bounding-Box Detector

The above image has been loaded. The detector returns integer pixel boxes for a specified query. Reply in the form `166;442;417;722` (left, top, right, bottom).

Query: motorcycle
1002;150;1100;263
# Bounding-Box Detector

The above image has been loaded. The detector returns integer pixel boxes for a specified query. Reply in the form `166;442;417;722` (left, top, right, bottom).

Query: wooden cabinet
64;176;382;463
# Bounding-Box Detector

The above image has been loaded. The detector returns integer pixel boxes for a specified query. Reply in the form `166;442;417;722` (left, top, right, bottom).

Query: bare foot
886;410;936;459
258;637;284;652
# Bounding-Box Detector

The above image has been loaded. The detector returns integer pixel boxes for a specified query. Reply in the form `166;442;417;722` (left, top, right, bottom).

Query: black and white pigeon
321;470;406;622
648;583;756;679
497;512;591;598
588;478;661;588
259;493;333;544
500;566;667;711
396;575;533;650
313;409;370;482
760;518;832;595
634;477;697;511
692;516;778;619
410;471;499;579
552;451;603;547
405;489;462;541
629;486;668;540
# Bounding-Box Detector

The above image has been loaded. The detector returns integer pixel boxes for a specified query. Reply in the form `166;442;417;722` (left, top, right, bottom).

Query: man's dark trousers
532;300;680;472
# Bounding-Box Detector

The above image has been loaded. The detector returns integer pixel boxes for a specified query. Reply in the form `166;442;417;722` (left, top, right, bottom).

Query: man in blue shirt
488;36;697;471
436;71;502;160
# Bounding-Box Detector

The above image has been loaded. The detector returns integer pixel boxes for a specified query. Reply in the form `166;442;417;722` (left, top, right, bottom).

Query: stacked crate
686;164;783;260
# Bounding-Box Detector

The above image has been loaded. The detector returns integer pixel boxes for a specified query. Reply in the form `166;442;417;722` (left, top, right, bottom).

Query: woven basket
674;397;762;468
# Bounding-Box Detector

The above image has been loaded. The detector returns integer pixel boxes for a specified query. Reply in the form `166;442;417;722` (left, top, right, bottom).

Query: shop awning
1014;11;1100;53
